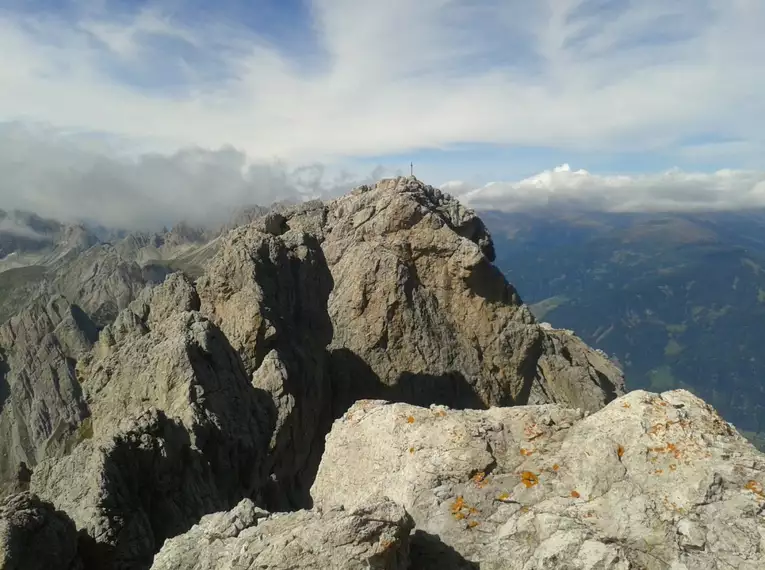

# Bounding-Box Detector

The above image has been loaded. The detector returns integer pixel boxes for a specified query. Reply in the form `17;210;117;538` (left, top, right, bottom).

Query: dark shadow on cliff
245;233;337;513
76;404;277;570
408;530;479;570
74;412;211;570
75;323;278;570
290;348;490;510
594;368;620;405
465;257;524;306
69;304;100;344
0;348;9;415
328;348;487;418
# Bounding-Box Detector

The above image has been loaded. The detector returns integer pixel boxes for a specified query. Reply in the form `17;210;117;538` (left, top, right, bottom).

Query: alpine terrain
0;178;763;570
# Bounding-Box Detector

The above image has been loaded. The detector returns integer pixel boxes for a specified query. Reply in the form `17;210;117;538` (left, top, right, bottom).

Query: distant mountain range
484;208;765;448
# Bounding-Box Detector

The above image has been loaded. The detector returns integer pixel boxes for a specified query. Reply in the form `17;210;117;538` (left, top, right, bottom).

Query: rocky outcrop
0;296;95;497
0;209;98;273
0;492;82;570
0;177;651;569
197;226;334;509
312;390;765;569
51;244;150;327
150;498;413;570
30;274;273;569
283;177;623;412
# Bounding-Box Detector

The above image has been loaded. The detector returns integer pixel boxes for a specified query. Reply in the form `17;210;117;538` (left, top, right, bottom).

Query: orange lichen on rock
406;415;415;424
552;464;560;471
654;469;664;475
471;471;490;488
570;490;581;498
520;448;534;456
622;402;631;408
669;464;677;471
617;445;625;458
521;471;539;488
647;424;663;436
467;520;479;529
649;442;683;459
451;495;480;522
524;422;545;440
745;480;765;500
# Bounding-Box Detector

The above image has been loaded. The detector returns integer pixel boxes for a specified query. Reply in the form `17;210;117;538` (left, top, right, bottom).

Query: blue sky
1;0;765;226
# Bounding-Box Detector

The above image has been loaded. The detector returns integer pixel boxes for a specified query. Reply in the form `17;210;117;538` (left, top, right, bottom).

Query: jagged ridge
0;177;757;570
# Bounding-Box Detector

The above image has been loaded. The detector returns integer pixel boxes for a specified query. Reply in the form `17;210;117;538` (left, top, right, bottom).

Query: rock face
0;492;82;570
51;244;150;327
197;225;334;509
0;209;98;273
0;296;96;497
30;274;273;569
150;498;413;570
284;177;624;412
312;390;765;569
0;177;706;570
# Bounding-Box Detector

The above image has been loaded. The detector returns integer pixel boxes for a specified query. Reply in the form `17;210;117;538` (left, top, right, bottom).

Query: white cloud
448;165;765;212
0;1;763;162
0;218;48;241
0;124;386;230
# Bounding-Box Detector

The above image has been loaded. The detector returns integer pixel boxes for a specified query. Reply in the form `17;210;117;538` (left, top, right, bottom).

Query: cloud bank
0;217;48;241
0;0;763;163
447;165;765;213
0;124;387;230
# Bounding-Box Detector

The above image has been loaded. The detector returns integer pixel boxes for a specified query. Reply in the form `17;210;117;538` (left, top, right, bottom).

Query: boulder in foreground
313;389;765;570
150;498;413;570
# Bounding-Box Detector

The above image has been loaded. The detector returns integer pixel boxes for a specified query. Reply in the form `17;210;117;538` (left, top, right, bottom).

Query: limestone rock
31;274;273;569
0;492;82;570
32;408;262;569
150;498;413;570
312;390;765;570
0;296;95;497
51;244;149;327
284;176;623;412
197;226;334;509
262;212;288;236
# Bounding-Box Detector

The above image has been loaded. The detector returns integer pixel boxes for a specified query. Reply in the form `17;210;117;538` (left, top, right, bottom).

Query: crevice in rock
0;349;9;415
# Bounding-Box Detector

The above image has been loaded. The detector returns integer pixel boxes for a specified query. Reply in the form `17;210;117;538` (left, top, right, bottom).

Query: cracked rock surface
2;176;757;570
150;498;413;570
0;296;96;498
312;389;765;570
285;176;624;413
30;273;273;569
0;492;82;570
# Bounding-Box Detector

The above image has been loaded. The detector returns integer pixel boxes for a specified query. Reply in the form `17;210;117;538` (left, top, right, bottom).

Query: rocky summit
0;177;761;569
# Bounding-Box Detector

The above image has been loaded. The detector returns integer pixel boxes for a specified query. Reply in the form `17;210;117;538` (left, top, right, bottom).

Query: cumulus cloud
0;1;763;162
447;165;765;213
0;124;386;230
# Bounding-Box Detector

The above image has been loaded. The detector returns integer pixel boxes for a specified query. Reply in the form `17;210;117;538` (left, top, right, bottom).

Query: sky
1;0;765;227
